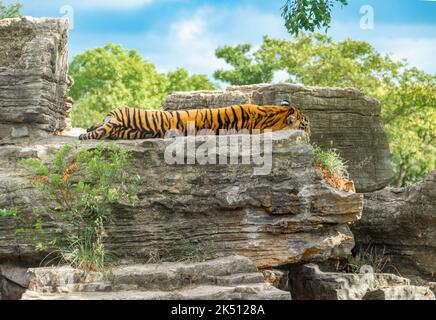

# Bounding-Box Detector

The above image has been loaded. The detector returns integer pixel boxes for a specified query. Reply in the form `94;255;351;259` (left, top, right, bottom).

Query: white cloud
139;6;288;77
381;38;436;73
329;21;436;74
273;70;290;83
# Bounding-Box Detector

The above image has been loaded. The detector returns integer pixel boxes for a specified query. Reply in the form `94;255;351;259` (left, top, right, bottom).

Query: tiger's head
281;100;312;137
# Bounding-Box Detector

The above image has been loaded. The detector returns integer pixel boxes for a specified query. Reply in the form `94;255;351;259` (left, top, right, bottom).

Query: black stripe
230;106;238;130
239;105;246;128
217;109;223;130
144;111;152;130
132;108;137;129
137;109;144;130
114;109;122;122
176;112;182;131
151;112;158;131
126;108;131;128
158;111;165;137
224;108;231;128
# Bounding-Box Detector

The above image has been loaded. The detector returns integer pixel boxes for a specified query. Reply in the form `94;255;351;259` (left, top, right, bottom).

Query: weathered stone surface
363;286;435;300
289;264;434;300
0;17;71;141
261;268;290;292
21;256;291;300
0;264;29;300
0;131;362;269
352;171;436;280
163;84;393;192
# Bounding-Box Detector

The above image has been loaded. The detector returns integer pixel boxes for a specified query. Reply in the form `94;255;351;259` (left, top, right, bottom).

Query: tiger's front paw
78;133;88;140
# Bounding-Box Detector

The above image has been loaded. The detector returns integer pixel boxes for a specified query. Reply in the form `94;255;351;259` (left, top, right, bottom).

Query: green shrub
342;245;390;274
19;142;140;271
312;144;349;179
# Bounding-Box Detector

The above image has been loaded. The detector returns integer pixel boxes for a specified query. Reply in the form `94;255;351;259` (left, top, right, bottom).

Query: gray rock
21;256;291;300
289;263;433;300
363;286;435;300
0;17;71;141
163;84;393;193
352;171;436;280
11;126;29;138
429;282;436;296
261;269;290;292
0;264;29;300
0;131;363;269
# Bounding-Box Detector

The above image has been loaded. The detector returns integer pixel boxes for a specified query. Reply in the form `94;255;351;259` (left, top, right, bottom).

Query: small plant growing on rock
312;144;355;192
19;142;140;271
340;245;390;274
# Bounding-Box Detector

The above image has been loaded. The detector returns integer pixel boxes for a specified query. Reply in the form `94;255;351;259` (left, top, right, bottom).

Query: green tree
69;44;215;128
167;68;216;93
214;44;275;85
380;69;436;187
214;34;435;186
70;44;168;128
281;0;348;36
0;0;22;19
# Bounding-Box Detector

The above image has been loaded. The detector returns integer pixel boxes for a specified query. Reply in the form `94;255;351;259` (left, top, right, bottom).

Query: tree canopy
214;44;275;85
281;0;348;36
69;44;215;129
0;0;22;19
213;34;435;187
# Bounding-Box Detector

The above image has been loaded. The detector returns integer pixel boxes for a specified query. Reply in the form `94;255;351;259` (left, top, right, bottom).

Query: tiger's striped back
79;103;311;140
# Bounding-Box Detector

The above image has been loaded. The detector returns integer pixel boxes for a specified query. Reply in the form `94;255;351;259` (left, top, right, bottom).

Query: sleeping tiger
78;100;311;140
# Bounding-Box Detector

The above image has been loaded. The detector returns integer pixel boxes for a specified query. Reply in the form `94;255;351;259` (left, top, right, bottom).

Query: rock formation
21;256;291;300
352;171;436;281
3;16;433;301
0;131;363;269
0;17;71;142
163;84;393;193
289;264;434;300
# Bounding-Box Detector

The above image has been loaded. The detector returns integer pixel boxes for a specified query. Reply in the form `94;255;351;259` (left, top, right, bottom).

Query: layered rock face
21;256;291;300
352;171;436;280
0;131;363;269
0;17;71;141
163;84;393;193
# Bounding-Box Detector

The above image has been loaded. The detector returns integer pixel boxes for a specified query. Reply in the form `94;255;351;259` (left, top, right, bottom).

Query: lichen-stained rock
163;84;393;192
0;131;363;269
0;17;71;141
352;171;436;280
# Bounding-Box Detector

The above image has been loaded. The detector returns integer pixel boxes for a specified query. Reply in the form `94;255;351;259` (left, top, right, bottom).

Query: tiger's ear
281;99;290;107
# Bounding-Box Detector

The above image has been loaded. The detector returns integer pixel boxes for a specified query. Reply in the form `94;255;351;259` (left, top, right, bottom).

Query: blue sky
7;0;436;79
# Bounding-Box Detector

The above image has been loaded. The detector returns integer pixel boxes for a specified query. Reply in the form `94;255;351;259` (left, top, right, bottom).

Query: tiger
78;100;311;140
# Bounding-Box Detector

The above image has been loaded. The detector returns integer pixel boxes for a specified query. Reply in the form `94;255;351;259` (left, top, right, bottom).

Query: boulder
21;256;291;300
363;286;435;300
0;264;29;300
289;263;434;300
163;84;393;193
0;17;71;142
352;171;436;280
0;131;363;269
